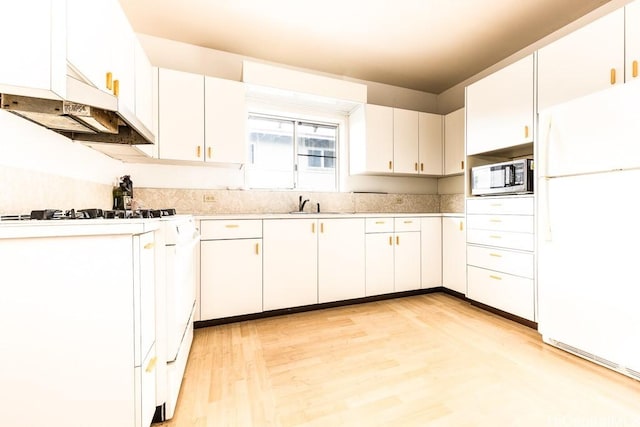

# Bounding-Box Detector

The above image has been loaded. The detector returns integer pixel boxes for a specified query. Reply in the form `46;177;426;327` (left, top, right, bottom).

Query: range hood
0;71;155;149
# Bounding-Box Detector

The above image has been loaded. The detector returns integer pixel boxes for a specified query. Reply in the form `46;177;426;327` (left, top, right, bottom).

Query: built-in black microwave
471;159;534;196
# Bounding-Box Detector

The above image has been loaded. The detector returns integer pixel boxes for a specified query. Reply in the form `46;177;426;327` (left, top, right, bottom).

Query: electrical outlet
203;194;216;203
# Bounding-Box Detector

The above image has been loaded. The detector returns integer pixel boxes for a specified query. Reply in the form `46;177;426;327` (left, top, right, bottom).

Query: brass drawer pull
255;243;260;255
375;221;385;225
489;253;502;258
145;356;157;373
143;242;154;250
489;275;502;281
225;224;239;228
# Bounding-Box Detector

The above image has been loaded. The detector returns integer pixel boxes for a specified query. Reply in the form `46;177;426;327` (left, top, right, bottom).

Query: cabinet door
626;1;640;83
443;217;466;294
349;104;393;174
466;54;534;155
393;108;419;174
365;233;395;296
200;238;262;320
263;219;318;311
318;218;365;303
134;39;154;134
443;108;465;175
133;232;156;367
0;1;66;98
421;217;442;289
418;112;443;175
204;76;246;164
158;68;205;161
394;231;421;292
538;9;624;111
109;1;136;113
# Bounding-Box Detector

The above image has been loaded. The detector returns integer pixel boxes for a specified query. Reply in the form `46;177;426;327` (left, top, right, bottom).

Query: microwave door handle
504;166;512;186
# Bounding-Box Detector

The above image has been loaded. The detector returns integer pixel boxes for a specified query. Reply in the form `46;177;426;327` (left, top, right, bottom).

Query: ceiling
119;0;614;94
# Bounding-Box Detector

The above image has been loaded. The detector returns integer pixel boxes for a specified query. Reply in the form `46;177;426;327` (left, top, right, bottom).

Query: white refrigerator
538;81;640;378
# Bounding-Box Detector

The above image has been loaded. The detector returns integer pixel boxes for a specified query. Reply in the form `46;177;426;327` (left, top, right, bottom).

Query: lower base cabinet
263;219;318;311
442;216;466;294
421;217;442;289
199;220;263;320
365;232;395;296
467;266;535;321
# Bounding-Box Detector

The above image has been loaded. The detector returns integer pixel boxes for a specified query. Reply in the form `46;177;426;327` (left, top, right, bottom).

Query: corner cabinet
349;104;394;174
443;108;465;175
466;54;535;155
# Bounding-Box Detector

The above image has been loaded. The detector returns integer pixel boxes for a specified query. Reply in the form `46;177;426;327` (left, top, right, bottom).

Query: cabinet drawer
366;218;394;233
467;266;535;321
394;217;421;232
200;219;262;239
467;245;534;278
467;196;533;215
467;214;533;233
467;229;534;251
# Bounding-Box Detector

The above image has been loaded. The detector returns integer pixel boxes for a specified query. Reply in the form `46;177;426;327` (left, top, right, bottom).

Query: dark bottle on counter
113;175;133;210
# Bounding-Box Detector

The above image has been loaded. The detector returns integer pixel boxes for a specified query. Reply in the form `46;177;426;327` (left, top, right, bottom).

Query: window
247;114;338;191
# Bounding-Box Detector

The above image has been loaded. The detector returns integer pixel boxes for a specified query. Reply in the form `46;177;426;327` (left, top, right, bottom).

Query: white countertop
0;218;162;239
196;212;451;220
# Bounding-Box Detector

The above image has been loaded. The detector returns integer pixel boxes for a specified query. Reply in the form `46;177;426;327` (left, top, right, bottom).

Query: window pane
247;116;295;189
296;121;337;191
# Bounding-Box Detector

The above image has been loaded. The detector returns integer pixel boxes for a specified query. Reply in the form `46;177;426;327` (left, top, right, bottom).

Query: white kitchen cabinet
421;217;442;289
538;9;624;111
393;108;420;174
364;217;421;295
443;108;465;175
204;76;247;164
318;218;366;303
0;1;66;99
365;232;395;296
134;40;155;135
419;112;443;175
349;104;394;174
200;219;263;320
442;216;466;294
466;54;534;155
157;68;205;161
67;0;136;112
263;219;318;310
626;1;640;83
466;196;535;321
0;226;159;427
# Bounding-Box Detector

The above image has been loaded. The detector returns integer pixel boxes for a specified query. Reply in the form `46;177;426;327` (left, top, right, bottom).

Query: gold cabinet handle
225;224;239;228
459;221;463;231
113;79;119;97
460;160;464;170
634;60;639;78
420;163;424;172
611;68;617;85
396;235;400;245
414;162;418;171
404;220;413;224
311;222;315;233
489;218;502;223
320;222;324;233
106;72;113;90
388;160;393;170
143;242;154;250
207;147;212;159
489;235;502;239
255;242;260;255
375;221;385;224
524;125;529;139
489;275;502;281
489;253;502;258
145;356;157;373
197;146;202;158
389;236;393;246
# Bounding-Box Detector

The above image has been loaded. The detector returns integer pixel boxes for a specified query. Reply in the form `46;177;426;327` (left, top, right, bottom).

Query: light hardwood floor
157;293;640;426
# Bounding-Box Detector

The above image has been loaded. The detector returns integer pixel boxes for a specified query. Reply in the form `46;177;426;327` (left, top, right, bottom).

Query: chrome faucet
298;195;309;212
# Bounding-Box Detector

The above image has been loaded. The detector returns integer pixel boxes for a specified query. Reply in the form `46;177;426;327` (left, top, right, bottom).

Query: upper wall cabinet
625;1;640;83
443;108;464;175
350;104;443;176
67;0;136;114
538;9;624;111
466;54;535;156
204;76;247;164
349;104;394;174
0;1;66;99
157;69;247;165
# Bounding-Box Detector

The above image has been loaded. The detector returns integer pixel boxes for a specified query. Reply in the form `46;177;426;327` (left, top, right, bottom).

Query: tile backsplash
134;188;447;215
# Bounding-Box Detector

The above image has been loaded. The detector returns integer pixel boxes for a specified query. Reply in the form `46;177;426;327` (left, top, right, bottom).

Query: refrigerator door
538;170;640;372
539;81;640;178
